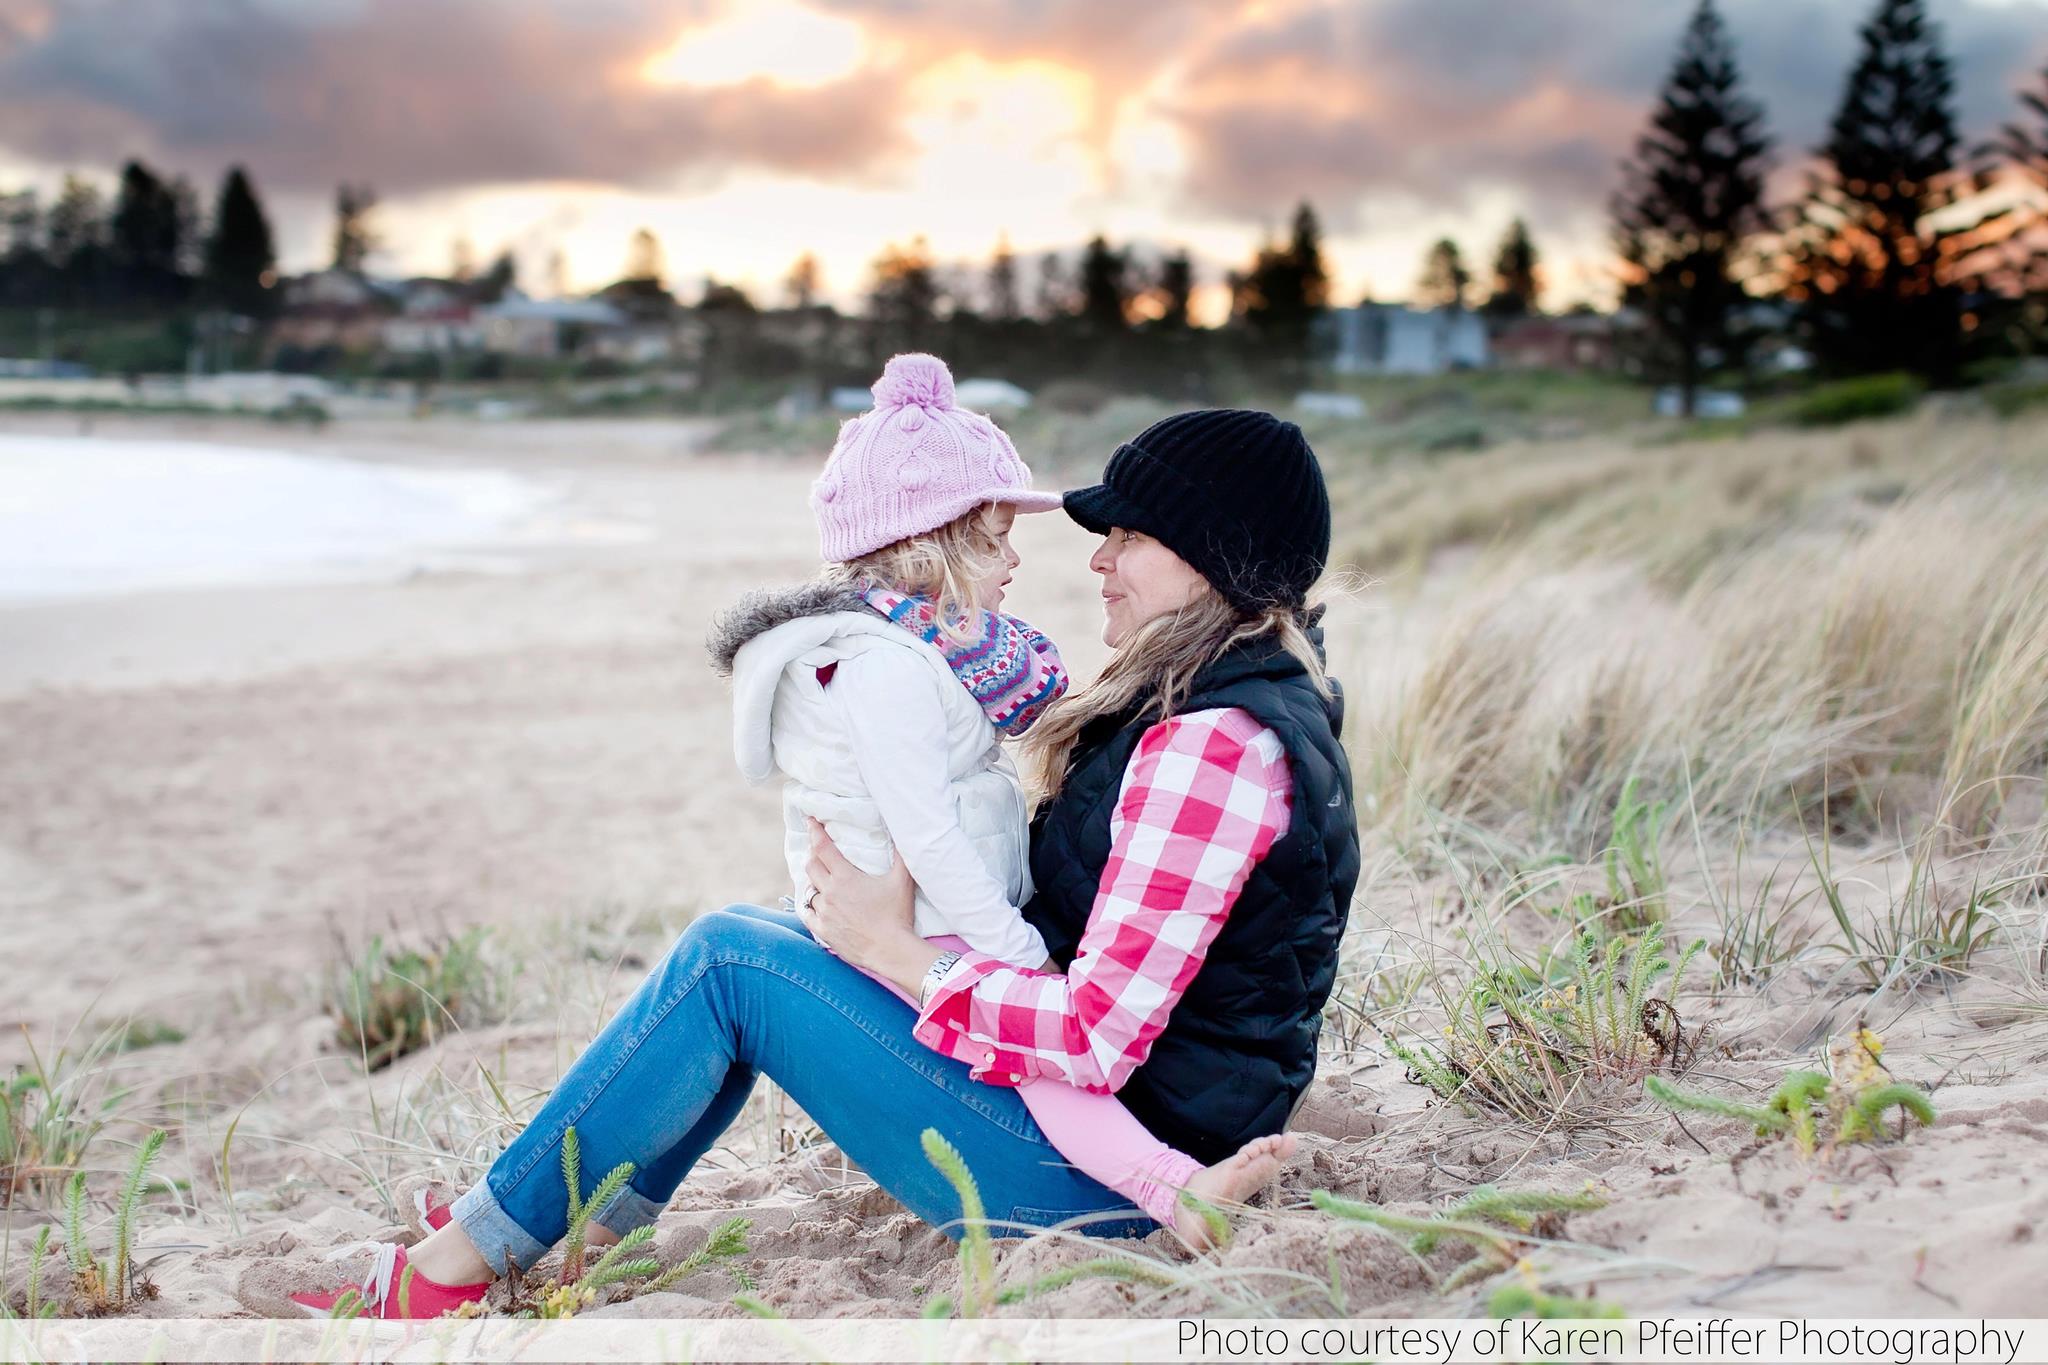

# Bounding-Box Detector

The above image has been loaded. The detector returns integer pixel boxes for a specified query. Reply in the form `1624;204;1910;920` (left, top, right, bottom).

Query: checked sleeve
909;707;1292;1091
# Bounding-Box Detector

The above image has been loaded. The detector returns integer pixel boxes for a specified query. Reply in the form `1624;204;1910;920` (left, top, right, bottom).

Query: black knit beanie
1063;408;1332;613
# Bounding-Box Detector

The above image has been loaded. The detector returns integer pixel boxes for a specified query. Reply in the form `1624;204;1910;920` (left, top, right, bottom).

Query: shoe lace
358;1242;402;1314
320;1240;403;1315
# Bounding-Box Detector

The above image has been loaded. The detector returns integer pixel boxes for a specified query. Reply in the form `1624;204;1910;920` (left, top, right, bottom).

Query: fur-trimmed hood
706;581;869;677
710;580;957;785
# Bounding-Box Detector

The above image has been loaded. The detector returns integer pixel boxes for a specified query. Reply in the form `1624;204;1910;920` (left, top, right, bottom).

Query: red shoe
398;1176;459;1239
236;1243;488;1320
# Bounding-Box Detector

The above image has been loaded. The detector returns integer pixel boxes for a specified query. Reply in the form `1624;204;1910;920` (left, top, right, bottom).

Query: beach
3;409;2046;1324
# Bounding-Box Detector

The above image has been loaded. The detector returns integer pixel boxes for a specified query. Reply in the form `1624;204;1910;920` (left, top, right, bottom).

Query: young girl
709;353;1291;1246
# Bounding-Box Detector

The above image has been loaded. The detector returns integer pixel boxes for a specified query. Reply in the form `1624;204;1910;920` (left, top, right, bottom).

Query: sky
0;0;2044;318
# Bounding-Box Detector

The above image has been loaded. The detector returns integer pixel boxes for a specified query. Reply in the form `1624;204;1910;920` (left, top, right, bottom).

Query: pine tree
1413;239;1470;311
1785;0;1988;381
1233;201;1330;373
1;189;39;258
869;235;940;350
475;250;518;304
1989;65;2048;303
168;175;201;278
1035;251;1074;321
45;174;110;307
44;174;106;269
784;252;822;309
1154;250;1193;329
1483;218;1541;317
624;228;664;285
331;182;377;273
986;236;1019;320
1283;200;1331;320
1998;64;2048;187
1612;0;1772;414
1078;234;1130;329
203;167;276;317
110;159;185;302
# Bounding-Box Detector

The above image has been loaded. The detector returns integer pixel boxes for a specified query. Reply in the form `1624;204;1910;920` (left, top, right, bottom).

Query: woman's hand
800;818;944;1000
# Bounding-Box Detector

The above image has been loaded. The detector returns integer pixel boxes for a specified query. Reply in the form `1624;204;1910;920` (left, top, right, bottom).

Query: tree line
1;0;2041;402
1;163;277;317
1613;0;2048;411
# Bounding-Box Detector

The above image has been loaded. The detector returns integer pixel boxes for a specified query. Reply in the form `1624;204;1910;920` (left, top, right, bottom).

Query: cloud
0;0;2039;267
1161;0;2048;230
0;0;914;194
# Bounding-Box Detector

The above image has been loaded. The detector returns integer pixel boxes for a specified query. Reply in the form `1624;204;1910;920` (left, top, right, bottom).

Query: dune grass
1;1024;127;1207
23;403;2046;1323
1350;446;2048;866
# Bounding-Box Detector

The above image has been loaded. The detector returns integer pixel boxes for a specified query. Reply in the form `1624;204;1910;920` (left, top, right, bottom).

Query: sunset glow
0;0;2043;313
640;2;867;90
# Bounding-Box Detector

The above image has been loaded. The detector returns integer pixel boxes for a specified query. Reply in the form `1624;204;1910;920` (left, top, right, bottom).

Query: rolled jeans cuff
588;1184;669;1236
450;1182;551;1277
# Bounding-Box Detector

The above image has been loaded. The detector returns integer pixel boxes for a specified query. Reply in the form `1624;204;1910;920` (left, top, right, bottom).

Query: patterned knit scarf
862;586;1069;737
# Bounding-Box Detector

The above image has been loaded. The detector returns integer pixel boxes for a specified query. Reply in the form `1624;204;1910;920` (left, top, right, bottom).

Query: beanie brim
1061;482;1155;538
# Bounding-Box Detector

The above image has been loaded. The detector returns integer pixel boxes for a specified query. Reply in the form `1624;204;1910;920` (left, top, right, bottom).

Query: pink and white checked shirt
910;706;1293;1092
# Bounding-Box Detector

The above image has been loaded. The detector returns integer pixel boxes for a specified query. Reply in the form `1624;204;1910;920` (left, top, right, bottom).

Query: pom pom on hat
812;352;1061;561
871;352;955;410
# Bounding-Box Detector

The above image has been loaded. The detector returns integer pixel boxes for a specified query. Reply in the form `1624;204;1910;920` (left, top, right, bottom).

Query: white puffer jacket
713;583;1048;968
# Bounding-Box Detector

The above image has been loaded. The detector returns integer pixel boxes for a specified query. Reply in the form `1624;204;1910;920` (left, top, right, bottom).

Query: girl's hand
801;819;938;995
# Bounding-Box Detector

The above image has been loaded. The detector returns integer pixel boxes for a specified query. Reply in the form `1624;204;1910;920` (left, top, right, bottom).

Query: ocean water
0;433;578;601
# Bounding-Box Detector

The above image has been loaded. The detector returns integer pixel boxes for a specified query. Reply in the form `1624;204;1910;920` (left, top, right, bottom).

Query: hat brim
1061;482;1156;537
982;488;1065;514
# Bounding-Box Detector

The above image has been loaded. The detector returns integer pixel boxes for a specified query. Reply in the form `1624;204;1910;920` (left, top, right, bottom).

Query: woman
241;408;1360;1318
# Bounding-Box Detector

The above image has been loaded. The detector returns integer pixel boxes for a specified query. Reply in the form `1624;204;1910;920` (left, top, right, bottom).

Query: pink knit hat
811;353;1062;561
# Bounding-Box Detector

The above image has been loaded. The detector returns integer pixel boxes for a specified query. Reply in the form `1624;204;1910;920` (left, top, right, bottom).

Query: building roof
480;298;629;326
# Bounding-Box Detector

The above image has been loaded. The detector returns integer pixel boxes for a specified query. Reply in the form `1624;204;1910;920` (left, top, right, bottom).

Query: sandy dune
3;412;2044;1326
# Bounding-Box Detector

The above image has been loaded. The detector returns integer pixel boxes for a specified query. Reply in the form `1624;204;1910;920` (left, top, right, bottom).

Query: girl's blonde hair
824;504;1006;646
1020;582;1332;801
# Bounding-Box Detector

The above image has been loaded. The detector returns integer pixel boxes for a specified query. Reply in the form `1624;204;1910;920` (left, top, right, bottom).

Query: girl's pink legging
876;935;1202;1227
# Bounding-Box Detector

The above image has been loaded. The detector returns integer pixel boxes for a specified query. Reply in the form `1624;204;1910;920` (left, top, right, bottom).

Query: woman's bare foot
1174;1133;1297;1251
406;1221;500;1287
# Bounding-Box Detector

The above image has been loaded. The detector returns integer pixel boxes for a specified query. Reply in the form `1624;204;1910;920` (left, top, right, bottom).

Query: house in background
270;269;392;355
1489;313;1626;372
1319;304;1489;375
477;297;629;358
382;277;484;355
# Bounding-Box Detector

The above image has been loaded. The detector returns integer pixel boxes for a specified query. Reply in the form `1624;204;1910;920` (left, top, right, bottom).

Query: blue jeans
451;904;1152;1271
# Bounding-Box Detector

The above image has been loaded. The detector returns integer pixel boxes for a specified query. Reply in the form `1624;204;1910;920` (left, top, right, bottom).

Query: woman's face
976;503;1022;612
1089;527;1210;646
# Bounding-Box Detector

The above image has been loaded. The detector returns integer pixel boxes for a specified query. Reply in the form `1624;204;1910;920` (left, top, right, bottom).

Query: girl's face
1089;527;1210;646
976;503;1022;611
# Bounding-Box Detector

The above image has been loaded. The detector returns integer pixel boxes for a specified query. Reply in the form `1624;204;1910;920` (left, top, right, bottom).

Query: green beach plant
918;1129;995;1318
639;1216;752;1295
914;1128;1175;1320
1645;1030;1934;1156
1807;814;2006;989
485;1126;750;1321
1488;1280;1626;1319
1311;1184;1606;1291
1602;778;1668;930
1788;372;1924;427
58;1128;167;1313
2;1026;124;1206
325;928;489;1071
0;1227;58;1320
1388;926;1705;1125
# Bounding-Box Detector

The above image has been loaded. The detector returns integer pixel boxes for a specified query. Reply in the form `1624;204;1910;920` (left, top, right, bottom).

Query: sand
2;411;2044;1327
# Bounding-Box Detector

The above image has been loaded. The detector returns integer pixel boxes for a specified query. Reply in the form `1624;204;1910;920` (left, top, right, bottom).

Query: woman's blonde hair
824;504;1006;646
1020;582;1332;801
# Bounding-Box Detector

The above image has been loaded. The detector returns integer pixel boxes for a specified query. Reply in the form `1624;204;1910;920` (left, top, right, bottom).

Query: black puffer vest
1021;630;1360;1165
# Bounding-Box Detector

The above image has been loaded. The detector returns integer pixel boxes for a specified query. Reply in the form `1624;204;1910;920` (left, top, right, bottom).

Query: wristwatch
918;950;964;1010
